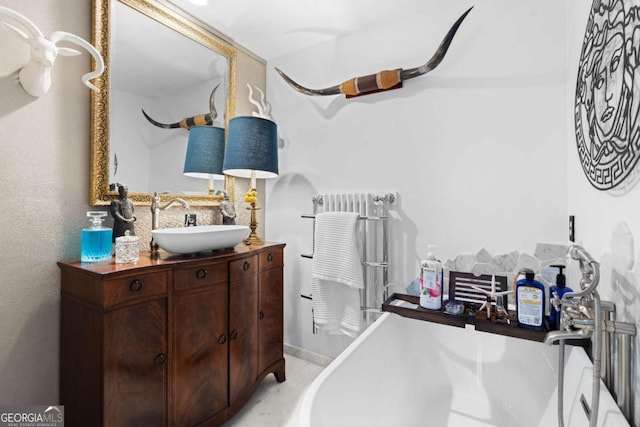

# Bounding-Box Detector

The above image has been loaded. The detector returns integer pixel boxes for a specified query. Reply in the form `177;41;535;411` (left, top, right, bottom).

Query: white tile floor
223;355;325;427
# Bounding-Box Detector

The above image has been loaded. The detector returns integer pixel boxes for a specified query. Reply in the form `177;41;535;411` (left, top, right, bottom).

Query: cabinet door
258;267;284;375
229;256;258;405
104;298;167;427
172;283;228;426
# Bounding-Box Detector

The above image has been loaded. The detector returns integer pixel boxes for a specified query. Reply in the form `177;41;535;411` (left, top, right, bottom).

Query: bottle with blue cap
516;268;545;331
548;265;571;330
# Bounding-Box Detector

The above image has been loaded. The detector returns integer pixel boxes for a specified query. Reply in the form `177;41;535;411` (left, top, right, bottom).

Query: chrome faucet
544;244;602;427
150;192;189;251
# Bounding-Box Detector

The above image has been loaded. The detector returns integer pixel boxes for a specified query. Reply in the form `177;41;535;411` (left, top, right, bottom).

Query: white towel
312;212;363;337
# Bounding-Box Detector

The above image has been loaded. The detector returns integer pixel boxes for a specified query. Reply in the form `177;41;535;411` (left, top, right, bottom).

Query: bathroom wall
566;2;640;425
266;0;569;358
0;0;265;405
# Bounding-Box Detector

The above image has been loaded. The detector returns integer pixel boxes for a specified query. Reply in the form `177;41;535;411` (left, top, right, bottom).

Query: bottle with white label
419;250;443;310
516;268;545;331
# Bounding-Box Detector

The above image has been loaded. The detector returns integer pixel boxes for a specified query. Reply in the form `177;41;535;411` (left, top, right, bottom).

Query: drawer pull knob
267;253;274;262
243;261;250;271
259;311;265;320
129;279;144;292
153;353;166;366
230;329;238;340
218;334;227;344
196;269;208;279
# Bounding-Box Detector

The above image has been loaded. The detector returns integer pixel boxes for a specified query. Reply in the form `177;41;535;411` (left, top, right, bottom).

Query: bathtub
300;311;629;427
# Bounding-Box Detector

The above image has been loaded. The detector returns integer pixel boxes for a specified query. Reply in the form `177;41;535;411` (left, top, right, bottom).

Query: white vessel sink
151;225;250;254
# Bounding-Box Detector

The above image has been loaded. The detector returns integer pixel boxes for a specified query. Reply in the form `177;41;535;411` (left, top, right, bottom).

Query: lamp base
244;202;263;245
244;233;263;245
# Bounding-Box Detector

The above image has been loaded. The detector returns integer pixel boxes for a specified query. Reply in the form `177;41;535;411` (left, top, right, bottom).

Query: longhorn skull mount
276;6;473;98
141;84;220;130
0;6;104;97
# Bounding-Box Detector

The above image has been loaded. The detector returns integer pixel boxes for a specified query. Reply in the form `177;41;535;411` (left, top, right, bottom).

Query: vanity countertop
58;241;285;278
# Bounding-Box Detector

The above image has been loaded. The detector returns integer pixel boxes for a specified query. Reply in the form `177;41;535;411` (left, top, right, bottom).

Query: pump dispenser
548;265;571;330
516;268;546;331
81;211;112;262
419;246;444;310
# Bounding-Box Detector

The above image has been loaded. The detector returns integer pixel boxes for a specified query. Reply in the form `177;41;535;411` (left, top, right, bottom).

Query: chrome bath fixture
300;193;396;332
275;7;472;98
150;192;189;252
0;6;104;97
545;244;636;427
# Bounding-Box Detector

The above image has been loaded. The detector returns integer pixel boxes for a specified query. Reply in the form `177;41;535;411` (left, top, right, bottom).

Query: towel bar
301;192;396;333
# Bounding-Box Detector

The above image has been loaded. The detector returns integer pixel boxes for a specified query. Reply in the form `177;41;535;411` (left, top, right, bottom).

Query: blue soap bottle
81;211;113;262
548;265;571;330
516;268;545;331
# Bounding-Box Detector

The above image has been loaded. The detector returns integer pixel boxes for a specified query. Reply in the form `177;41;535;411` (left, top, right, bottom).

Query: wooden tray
382;293;548;342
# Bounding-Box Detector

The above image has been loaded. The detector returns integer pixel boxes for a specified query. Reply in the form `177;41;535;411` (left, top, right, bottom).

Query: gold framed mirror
90;0;236;206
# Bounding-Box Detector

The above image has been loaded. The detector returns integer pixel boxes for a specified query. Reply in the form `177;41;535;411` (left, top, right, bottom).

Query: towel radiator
301;193;395;333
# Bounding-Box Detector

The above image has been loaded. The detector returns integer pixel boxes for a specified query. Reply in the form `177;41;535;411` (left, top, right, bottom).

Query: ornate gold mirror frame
90;0;236;206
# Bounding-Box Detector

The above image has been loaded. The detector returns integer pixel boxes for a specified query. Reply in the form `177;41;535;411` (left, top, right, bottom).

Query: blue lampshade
183;125;226;179
223;116;278;179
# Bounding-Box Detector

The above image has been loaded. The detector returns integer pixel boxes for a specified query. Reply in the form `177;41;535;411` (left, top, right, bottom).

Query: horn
141;110;213;129
142;84;219;129
49;31;105;92
0;6;44;39
209;83;219;121
275;6;473;98
400;6;473;80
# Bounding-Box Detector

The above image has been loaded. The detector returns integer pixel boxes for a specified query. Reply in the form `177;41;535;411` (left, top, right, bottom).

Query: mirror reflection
90;0;236;206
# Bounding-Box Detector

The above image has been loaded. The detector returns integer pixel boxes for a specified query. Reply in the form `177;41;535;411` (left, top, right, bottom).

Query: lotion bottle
548;265;571;330
419;248;444;310
516;268;545;331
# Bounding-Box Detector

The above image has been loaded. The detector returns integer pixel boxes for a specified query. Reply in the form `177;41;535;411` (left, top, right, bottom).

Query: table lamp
183;125;226;194
223;116;278;244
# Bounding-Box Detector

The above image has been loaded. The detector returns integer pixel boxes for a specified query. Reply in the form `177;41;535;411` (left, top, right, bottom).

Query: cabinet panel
172;284;229;426
103;271;168;308
174;261;227;292
259;249;283;270
229;255;258;405
104;298;167;427
258;267;284;374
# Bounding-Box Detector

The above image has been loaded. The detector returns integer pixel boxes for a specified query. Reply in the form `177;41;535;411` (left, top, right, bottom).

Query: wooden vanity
58;242;285;427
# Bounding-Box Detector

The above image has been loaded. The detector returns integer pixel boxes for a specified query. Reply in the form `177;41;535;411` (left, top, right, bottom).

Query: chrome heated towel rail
301;193;395;332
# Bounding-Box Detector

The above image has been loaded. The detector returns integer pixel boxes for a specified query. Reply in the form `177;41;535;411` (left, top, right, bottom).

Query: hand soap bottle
81;211;113;262
419;248;444;310
516;268;545;331
548;265;571;330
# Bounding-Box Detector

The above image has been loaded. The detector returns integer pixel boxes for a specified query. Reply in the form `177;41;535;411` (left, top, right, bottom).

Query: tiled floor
223;355;325;427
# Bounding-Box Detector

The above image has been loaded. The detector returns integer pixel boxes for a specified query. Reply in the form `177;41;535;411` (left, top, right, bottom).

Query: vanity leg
274;358;286;383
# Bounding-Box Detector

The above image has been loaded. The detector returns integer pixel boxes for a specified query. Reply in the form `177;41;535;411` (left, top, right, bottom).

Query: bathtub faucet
545;244;602;427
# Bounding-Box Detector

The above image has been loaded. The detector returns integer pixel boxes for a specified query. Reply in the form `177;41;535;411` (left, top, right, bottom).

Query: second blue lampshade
183;125;226;179
223;116;278;179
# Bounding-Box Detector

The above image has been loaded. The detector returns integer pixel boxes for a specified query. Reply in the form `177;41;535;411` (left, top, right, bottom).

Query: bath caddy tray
382;293;548;343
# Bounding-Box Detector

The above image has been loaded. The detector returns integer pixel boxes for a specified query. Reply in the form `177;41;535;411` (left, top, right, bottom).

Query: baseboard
284;343;333;368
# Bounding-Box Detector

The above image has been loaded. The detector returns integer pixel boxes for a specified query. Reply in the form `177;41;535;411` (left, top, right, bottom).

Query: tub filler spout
543;328;591;345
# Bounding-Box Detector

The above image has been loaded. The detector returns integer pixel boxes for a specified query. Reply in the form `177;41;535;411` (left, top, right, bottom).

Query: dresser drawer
103;271;168;308
174;261;228;292
259;248;283;270
229;255;258;278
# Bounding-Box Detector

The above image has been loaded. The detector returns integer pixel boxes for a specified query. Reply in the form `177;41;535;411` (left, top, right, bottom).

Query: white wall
111;88;151;189
566;2;640;425
0;0;91;404
266;0;569;358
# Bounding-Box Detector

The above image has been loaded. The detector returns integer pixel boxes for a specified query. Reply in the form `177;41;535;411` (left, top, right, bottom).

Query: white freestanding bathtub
300;311;629;427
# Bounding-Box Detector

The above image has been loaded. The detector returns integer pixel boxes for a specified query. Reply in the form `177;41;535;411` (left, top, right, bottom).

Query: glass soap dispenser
81;211;113;262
